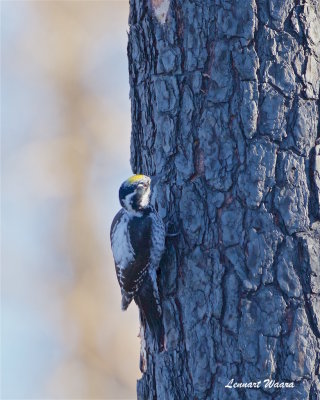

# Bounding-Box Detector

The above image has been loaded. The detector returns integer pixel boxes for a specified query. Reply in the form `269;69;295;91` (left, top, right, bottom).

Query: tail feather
135;273;164;351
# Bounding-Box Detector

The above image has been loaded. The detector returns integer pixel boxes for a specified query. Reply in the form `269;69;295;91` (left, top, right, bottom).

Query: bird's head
119;174;151;213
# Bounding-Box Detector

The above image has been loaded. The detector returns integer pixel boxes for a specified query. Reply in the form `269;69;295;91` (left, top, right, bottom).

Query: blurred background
1;1;141;399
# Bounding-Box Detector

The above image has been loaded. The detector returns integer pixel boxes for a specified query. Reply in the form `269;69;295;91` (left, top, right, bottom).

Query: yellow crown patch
126;174;145;184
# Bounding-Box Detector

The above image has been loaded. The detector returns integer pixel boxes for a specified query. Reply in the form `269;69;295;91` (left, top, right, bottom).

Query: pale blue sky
1;1;139;398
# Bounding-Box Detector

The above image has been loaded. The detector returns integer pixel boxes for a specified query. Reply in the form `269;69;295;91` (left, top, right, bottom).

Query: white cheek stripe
140;187;151;208
123;187;150;212
123;192;135;212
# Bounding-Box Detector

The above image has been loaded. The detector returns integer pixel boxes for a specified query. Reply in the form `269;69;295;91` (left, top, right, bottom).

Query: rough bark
127;0;320;399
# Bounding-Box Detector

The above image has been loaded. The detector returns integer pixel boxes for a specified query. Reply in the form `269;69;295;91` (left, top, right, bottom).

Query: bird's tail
135;273;164;352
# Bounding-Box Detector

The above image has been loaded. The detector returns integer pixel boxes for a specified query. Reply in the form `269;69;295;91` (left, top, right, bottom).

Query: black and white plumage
110;174;165;348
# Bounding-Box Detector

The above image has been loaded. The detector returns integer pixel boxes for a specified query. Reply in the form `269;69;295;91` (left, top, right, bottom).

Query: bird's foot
166;231;179;237
165;222;179;238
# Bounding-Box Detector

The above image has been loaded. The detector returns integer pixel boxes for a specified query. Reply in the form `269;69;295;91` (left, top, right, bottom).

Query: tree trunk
127;0;320;398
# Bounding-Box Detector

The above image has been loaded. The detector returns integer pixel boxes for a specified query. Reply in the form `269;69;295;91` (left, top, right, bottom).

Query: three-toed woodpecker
110;174;165;349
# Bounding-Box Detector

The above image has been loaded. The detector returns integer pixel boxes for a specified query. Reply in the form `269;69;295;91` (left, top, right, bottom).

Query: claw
165;221;179;238
166;231;180;237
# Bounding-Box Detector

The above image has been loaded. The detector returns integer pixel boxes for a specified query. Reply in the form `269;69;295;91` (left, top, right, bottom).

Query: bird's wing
110;209;151;308
123;213;153;295
135;210;165;349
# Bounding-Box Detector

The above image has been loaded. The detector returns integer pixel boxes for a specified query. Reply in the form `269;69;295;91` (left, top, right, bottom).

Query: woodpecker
110;174;165;349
